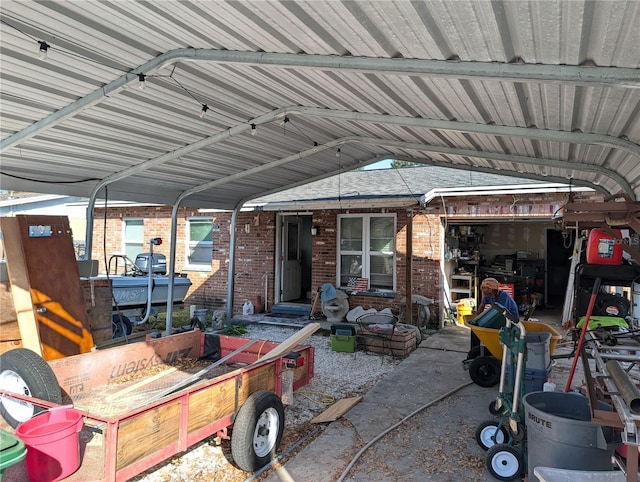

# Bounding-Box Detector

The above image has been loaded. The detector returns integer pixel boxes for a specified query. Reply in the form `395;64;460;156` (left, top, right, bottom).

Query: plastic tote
15;406;84;482
0;429;27;481
523;391;620;482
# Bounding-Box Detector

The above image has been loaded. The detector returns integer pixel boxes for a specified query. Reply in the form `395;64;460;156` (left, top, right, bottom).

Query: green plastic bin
0;429;27;481
331;324;356;353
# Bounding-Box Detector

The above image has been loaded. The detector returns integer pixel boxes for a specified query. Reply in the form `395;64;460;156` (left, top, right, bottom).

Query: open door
281;218;302;302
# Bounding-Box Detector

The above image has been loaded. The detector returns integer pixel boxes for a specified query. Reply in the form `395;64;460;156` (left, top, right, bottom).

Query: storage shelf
450;273;476;303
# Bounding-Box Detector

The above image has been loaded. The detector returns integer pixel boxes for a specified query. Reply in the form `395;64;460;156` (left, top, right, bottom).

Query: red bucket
15;407;84;482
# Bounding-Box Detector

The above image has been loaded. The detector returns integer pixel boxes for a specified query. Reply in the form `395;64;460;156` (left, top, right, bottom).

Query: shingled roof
249;165;564;209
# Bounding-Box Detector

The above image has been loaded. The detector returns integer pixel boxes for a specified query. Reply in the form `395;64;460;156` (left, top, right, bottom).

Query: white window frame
122;218;144;260
337;213;396;291
184;217;213;271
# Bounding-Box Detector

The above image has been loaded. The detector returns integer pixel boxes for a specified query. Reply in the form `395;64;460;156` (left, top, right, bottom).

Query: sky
362;159;393;170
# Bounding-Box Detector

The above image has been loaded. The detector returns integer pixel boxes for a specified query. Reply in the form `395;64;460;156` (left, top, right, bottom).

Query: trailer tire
0;348;62;428
469;356;501;387
231;390;284;472
112;314;133;338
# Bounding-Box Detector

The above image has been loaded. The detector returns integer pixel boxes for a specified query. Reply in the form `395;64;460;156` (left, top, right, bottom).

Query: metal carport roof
1;0;639;211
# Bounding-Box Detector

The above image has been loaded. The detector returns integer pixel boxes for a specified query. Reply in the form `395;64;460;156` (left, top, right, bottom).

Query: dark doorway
546;229;575;308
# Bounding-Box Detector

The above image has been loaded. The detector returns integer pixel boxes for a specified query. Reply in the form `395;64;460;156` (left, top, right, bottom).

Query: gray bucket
524;332;551;371
523;391;620;481
193;308;208;324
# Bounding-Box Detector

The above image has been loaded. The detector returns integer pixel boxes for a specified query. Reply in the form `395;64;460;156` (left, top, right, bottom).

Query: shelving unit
451;274;475;303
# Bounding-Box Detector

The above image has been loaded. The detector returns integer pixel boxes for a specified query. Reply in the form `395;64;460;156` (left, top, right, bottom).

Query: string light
199;104;209;119
280;116;289;127
138;73;146;90
38;41;49;60
251;123;257;136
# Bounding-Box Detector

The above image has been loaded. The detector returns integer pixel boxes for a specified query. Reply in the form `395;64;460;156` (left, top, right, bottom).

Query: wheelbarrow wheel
475;420;509;451
486;443;524;481
231;390;284;472
0;348;62;428
469;356;501;387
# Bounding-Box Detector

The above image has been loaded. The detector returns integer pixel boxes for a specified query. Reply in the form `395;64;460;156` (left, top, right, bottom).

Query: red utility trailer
0;328;315;481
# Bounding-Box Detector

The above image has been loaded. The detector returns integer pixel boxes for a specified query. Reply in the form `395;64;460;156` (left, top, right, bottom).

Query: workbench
581;330;640;482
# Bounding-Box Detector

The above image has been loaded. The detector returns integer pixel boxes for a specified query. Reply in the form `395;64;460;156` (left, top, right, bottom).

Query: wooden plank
0;217;41;355
253;322;320;363
47;329;202;395
311;396;362;423
1;215;94;359
104;367;179;401
146;339;259;402
81;278;113;344
117;401;182;470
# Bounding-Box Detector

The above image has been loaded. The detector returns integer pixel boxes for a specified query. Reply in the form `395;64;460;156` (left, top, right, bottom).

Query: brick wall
309;208;443;315
91;207;276;315
88;190;599;323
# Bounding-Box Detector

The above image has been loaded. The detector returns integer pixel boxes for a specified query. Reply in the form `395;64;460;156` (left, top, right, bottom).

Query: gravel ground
131;323;405;482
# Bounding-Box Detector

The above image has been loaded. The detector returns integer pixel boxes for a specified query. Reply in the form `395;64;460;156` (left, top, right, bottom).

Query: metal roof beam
293;107;640;159
3;48;639;152
83;104;639;199
349;137;633;197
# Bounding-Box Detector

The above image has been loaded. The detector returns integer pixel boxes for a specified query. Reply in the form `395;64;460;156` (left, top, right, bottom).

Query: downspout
226;206;241;323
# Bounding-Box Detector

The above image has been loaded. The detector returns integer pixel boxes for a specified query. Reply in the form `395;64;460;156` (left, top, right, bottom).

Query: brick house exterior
89;166;601;325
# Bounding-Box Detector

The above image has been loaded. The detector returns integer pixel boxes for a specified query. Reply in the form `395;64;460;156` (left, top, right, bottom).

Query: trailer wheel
469;356;501;387
112;314;133;338
231;390;284;472
486;443;524;481
475;420;509;451
0;348;62;428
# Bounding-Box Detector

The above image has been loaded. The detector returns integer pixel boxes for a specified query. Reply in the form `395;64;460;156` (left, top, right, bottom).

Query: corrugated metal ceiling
1;0;639;210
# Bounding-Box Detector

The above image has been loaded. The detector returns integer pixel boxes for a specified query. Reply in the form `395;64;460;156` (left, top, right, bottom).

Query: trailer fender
0;348;62;428
231;390;285;472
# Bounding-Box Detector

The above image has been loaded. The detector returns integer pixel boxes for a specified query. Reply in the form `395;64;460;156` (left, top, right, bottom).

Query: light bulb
200;104;209;118
138;73;146;90
38;41;49;60
336;148;341;157
313;142;318;152
280;116;289;127
251;123;257;136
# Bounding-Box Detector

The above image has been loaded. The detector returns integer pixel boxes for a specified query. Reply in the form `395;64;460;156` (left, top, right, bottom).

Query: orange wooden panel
1;215;94;359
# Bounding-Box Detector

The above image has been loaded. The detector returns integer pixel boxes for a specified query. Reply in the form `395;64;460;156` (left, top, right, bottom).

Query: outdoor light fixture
200;104;209;118
336;148;341;157
138;73;146;89
313;142;318;152
38;41;49;60
251;123;257;136
311;226;319;236
280;116;289;126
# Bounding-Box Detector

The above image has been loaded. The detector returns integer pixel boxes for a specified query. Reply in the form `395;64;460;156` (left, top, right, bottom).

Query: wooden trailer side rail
1;340;314;481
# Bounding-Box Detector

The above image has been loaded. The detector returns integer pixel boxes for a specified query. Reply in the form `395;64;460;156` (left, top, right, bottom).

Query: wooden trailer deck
1;329;315;481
